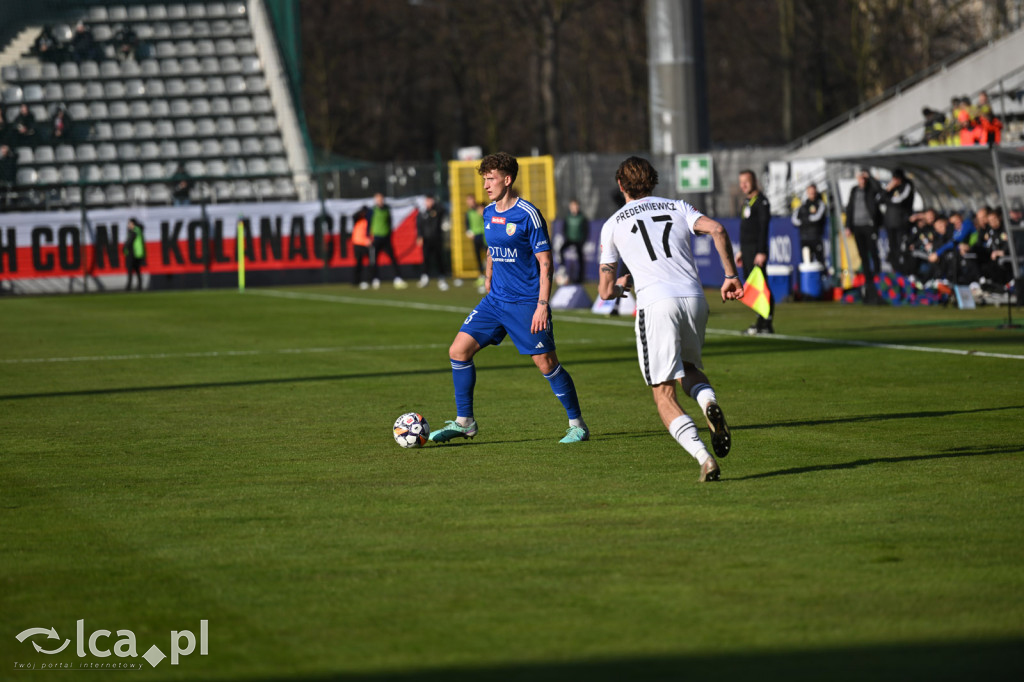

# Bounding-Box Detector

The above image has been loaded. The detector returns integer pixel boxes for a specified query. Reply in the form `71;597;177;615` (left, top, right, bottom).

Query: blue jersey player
430;152;589;444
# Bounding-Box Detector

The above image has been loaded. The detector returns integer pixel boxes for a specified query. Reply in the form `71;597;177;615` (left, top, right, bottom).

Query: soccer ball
393;412;430;448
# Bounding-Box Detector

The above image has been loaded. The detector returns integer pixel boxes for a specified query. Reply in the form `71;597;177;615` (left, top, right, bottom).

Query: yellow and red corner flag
739;266;771;319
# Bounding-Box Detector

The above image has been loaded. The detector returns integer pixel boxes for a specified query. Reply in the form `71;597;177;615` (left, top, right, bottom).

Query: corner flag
740;266;770;319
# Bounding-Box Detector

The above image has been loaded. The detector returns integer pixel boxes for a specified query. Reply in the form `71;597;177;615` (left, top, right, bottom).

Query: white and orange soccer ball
393;412;430;448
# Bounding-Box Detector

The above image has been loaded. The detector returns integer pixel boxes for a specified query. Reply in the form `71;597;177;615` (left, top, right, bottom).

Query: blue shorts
460;295;556;355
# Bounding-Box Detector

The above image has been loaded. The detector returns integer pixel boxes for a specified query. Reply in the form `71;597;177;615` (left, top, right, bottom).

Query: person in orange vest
955;97;974;146
351;206;374;289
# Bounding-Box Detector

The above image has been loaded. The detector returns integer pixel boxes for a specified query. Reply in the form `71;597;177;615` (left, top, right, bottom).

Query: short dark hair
478;152;518;184
615;156;659;199
739;169;757;184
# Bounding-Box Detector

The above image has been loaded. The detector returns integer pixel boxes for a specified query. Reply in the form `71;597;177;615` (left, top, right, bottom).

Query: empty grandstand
0;0;308;211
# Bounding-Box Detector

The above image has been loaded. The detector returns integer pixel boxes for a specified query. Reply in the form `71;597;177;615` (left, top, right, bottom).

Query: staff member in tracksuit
736;169;774;335
792;184;827;266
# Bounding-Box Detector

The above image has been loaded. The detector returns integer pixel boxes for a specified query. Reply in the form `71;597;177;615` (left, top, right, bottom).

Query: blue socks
543;363;582;420
450;358;476;418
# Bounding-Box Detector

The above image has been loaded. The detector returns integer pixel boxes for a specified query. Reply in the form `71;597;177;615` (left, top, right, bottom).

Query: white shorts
634;296;708;386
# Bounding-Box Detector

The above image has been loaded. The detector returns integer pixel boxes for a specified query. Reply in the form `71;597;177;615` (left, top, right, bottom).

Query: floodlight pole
990;146;1021;329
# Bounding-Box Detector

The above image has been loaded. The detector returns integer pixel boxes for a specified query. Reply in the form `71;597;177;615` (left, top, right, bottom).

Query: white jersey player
599;156;743;482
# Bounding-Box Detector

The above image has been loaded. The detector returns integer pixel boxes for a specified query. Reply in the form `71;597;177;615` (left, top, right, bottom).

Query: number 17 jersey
599;196;705;309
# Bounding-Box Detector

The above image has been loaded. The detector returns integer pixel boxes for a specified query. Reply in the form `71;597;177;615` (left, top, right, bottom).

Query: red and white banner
0;197;423;281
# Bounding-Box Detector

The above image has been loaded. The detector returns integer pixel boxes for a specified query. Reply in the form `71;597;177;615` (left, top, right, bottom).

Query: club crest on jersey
506;223;517;236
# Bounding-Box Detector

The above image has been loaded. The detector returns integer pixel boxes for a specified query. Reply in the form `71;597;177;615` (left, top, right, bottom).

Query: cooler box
765;265;793;302
798;262;824;299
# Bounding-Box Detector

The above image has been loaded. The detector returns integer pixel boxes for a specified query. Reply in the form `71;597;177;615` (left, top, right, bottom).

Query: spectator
416;194;449;290
973;108;1003;146
0;145;17;211
14;104;37;145
368;192;407;289
921;107;946;146
351;206;373;289
791;183;827;265
170;163;193;205
918;216;953;282
112;24;139;62
941;211;980;284
906;207;937;279
974;209;1014;287
559;199;589;284
465;194;486;287
123;217;147;291
883;168;915;274
844;170;883;304
71;21;97;63
0;114;10;147
51;105;72;142
30;25;63;63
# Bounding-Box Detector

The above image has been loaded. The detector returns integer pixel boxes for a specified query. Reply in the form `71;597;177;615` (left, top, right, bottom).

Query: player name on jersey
615;201;678;222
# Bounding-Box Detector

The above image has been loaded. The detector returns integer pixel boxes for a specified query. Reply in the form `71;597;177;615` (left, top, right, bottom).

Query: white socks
669;414;711;465
689;383;717;413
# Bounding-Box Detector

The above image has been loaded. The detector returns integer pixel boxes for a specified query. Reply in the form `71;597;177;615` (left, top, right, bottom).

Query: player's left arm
532;250;553;333
694;216;743;301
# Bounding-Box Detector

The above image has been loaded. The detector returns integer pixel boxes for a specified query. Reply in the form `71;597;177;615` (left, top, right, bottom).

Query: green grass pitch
2;282;1023;681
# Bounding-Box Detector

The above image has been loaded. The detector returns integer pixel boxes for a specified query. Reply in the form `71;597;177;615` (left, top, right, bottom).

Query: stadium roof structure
823;145;1024;278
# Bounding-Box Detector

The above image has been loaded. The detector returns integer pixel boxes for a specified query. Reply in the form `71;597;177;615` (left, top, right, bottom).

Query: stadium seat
124;79;146;98
88;100;109;118
233;180;253;200
152;23;172;39
206;77;226;95
230;96;252;114
188;4;206;18
196;118;216;136
126;184;147;205
80;61;100;79
246;158;268;175
240;137;262;155
85;187;106;206
41;63;60;81
184;160;204;176
109;101;130;118
102;185;125;205
179;139;201;157
85;82;105;100
208;3;227;17
60;165;80;183
101;163;122;182
139;142;160;159
34;146;55;163
88;6;108;21
168;4;187;20
225;75;245;93
176;39;197;57
195;39;216;56
268;158;289;175
186;78;208;95
215;39;236;55
171;22;194;38
123;163;144;182
206;160;227;176
273;178;294;197
94;25;113;42
200;56;220;74
240;56;261;74
227;2;246;16
130;100;151;118
227;158;246;176
147;183;171;203
17;148;34;164
97;144;118;161
216;117;236;135
128;5;147;20
16;168;38;186
257;116;277;134
121;61;142;78
158;140;179;158
105;81;126;99
113;122;135;139
210;97;230;115
118;142;138;159
237;39;255;55
140;59;160;76
59;62;80;80
165;79;187;97
156;42;177;59
65;87;87;105
20;63;42;81
220;56;241;73
2;86;22;104
82;165;102;183
170;99;191;116
174;119;196;136
100;61;121;78
236;116;257;135
43;83;63;101
245;76;267;93
109;6;128;22
23;84;44;102
148;4;168;20
221;138;241;156
63;185;82;206
142;161;164;179
55;145;75;163
160;58;181;75
252;96;272;114
154;120;175;137
37;167;60;185
213;181;234;200
252;178;273;198
201;139;222;156
1;65;19;83
92;122;113;140
77;144;97;161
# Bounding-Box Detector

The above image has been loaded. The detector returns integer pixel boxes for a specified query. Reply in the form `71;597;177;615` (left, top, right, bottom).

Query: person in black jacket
736;169;774;334
883;168;915;274
416;195;449;290
792;184;827;265
845;170;883;304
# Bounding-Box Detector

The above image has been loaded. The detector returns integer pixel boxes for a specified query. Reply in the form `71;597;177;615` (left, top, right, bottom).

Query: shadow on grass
730;444;1022;481
0;355;638;402
735;404;1024;430
249;639;1023;682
